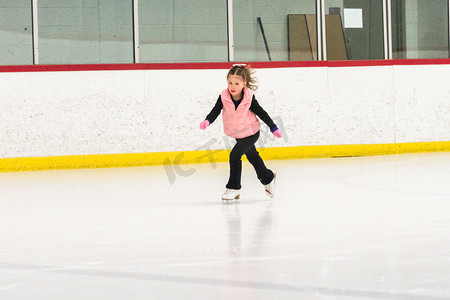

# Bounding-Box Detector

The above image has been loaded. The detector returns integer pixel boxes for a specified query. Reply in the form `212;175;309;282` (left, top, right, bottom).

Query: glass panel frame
2;0;450;65
0;1;33;65
37;0;134;65
323;0;385;61
232;0;318;62
138;0;228;63
391;0;449;59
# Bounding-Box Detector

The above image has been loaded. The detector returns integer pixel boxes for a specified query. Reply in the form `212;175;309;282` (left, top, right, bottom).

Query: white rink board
1;64;450;158
393;64;450;143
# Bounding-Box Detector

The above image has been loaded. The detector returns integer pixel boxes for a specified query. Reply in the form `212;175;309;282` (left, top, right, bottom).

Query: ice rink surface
1;152;450;299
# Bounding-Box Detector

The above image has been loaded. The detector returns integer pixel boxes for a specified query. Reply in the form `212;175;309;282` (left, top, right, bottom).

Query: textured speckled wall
1;64;449;159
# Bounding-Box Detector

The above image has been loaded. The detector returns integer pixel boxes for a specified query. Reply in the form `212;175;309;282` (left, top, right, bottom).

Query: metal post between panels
316;0;322;60
386;0;392;59
227;0;234;62
133;0;140;63
32;0;39;64
320;0;326;60
383;0;388;59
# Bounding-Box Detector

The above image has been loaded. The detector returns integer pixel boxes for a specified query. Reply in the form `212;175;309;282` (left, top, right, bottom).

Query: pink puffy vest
221;88;260;139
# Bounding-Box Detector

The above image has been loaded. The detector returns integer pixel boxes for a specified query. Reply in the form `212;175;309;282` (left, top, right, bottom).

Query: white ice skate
265;173;277;198
222;189;240;203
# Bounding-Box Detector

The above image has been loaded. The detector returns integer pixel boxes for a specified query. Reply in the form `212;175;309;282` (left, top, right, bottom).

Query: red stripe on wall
1;59;450;73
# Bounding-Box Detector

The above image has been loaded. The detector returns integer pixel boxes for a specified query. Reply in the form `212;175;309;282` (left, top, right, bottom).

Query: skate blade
222;199;240;204
265;173;276;198
222;194;240;204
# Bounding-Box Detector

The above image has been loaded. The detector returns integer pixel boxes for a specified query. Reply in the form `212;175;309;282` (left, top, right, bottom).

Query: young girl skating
199;64;282;202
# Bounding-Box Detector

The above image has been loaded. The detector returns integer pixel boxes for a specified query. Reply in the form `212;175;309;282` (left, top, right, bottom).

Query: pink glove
199;120;210;130
273;129;282;138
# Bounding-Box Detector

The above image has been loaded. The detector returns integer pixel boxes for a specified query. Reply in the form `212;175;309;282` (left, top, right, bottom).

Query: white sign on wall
344;8;363;28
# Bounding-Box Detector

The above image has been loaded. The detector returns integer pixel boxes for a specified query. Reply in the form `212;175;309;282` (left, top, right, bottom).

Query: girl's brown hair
227;64;258;91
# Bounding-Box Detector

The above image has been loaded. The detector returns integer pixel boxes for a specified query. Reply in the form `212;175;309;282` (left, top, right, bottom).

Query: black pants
226;131;274;190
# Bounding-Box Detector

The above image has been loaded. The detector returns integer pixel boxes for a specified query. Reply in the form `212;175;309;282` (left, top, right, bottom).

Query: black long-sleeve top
205;95;278;132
